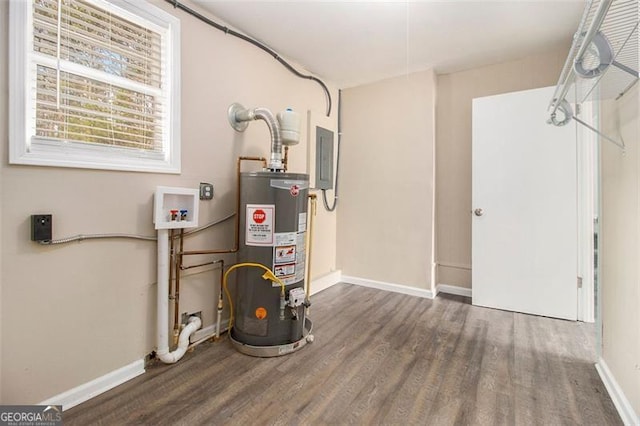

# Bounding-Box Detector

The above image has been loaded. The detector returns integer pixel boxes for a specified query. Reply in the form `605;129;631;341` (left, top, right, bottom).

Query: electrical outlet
199;182;214;200
31;214;52;242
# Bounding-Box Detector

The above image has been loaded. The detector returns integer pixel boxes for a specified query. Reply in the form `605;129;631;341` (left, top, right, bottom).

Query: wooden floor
65;283;621;425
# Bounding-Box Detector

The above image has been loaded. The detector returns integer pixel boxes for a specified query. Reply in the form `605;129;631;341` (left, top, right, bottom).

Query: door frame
576;101;598;323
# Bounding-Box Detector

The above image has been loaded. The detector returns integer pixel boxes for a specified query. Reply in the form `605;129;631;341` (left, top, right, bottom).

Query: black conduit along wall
165;0;332;117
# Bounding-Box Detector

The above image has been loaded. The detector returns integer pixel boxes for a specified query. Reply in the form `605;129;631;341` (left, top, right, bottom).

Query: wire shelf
548;0;638;150
551;0;638;109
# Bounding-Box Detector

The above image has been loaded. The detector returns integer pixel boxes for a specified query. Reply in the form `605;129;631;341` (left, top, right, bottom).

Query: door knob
474;208;484;216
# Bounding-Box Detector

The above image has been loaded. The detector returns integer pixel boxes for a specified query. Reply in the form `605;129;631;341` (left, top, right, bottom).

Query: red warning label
246;204;274;246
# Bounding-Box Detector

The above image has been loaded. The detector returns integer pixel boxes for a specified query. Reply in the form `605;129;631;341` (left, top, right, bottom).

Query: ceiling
191;1;585;89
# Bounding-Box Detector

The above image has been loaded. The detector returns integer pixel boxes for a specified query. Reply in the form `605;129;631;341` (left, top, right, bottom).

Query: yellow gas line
222;262;285;331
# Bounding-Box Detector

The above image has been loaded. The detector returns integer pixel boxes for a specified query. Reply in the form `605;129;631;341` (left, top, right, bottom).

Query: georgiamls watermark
0;405;62;426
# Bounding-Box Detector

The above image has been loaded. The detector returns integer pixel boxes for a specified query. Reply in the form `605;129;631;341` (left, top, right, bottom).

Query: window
10;0;180;173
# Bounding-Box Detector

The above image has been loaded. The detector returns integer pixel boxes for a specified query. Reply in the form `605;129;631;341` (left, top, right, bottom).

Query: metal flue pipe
229;104;284;171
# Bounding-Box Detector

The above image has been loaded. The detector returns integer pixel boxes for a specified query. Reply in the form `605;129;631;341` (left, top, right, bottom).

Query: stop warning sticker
246;204;274;246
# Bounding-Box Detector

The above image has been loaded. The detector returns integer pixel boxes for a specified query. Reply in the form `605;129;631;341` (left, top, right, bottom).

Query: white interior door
472;86;578;320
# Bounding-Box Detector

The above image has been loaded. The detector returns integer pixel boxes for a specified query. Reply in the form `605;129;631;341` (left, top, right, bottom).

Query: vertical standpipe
233;171;310;348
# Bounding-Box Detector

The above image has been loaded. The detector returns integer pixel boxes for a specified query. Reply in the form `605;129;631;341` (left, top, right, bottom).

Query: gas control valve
287;287;306;307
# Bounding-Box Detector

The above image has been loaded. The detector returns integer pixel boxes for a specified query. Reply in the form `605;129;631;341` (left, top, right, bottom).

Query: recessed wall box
154;186;199;230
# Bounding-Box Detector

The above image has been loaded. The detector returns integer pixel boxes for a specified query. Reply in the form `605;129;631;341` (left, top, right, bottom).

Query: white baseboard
595;358;640;426
341;275;434;299
436;283;472;298
310;270;342;295
40;359;145;411
37;271;342;412
436;261;472;271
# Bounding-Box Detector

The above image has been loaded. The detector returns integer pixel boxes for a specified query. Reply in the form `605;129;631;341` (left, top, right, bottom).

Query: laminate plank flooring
65;283;622;425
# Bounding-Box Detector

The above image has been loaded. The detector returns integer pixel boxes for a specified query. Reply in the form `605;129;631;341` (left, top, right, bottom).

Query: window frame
9;0;181;174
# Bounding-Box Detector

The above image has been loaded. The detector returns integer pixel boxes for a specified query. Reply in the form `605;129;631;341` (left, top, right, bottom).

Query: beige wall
337;70;436;290
0;0;337;404
435;45;569;288
600;85;640;416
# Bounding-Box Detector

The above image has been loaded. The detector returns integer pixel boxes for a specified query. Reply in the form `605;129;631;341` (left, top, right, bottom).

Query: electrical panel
315;126;334;190
306;110;336;190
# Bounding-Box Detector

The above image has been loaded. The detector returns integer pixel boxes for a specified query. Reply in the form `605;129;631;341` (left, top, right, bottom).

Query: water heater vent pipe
229;103;283;171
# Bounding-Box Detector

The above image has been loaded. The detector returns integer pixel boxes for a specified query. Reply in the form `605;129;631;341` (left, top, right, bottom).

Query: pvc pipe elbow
158;316;201;364
178;316;201;347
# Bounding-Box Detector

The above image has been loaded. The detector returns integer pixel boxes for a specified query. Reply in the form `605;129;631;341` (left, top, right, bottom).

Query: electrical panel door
315;126;334;190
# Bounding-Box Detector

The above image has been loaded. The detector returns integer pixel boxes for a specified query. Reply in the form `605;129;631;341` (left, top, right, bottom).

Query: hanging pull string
166;0;332;117
405;1;409;79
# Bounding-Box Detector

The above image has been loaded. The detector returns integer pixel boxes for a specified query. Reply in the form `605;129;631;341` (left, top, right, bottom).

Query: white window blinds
32;0;165;153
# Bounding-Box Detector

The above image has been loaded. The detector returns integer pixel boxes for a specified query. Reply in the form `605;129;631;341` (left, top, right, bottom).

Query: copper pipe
169;229;175;299
175;257;225;342
219;261;225;301
174;255;225;342
181;156;267;257
173;229;185;335
181;249;235;255
283;146;289;172
215;259;225;341
180;260;221;270
305;194;317;315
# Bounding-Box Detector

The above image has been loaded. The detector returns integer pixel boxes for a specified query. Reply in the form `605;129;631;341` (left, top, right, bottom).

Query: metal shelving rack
548;0;638;148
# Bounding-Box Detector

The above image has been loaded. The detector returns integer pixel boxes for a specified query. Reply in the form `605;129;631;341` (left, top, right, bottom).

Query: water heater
230;171;313;356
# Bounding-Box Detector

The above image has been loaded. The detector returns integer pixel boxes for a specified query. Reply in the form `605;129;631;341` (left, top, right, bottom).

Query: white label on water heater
298;212;307;233
296;232;306;260
273;232;298;285
275;245;296;264
274;263;296;278
275;232;296;246
246;204;274;246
